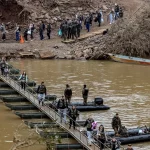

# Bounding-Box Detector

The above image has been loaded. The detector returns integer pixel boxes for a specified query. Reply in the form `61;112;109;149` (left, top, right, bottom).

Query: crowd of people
0;3;123;42
0;62;133;149
34;81;133;150
0;57;135;150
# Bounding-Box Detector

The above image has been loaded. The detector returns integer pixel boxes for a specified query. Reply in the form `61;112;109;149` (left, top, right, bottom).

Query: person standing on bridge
97;125;107;150
64;84;72;104
37;81;47;106
84;116;94;146
0;57;6;75
82;84;89;105
19;71;28;90
68;105;79;129
57;96;68;123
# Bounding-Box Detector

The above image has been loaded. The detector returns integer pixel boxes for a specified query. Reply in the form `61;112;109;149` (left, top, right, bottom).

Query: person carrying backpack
37;81;47;105
57;96;68;123
84;116;94;146
68;105;79;129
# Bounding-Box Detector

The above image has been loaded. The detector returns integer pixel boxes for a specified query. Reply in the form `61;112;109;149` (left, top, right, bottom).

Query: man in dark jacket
112;113;121;135
39;21;45;40
47;23;51;39
57;96;68;123
84;116;94;146
64;84;72;104
97;11;102;27
76;21;81;38
24;28;28;41
68;105;79;129
84;15;90;32
37;81;47;105
114;3;120;20
82;84;89;105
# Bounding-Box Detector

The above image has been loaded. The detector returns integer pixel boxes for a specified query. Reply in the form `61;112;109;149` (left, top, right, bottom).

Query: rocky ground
0;0;147;60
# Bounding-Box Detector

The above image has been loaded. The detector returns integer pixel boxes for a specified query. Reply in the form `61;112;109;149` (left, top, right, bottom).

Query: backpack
87;119;94;129
118;126;128;137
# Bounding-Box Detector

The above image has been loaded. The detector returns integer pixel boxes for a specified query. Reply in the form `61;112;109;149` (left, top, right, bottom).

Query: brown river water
1;59;150;149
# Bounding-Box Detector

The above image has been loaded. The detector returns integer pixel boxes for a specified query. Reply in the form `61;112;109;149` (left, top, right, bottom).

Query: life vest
70;109;78;117
38;85;45;94
58;100;67;108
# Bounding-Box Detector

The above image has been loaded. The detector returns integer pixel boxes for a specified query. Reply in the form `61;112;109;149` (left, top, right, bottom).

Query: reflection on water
1;59;150;149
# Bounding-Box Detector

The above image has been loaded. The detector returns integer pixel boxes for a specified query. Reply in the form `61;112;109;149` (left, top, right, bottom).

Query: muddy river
1;59;150;149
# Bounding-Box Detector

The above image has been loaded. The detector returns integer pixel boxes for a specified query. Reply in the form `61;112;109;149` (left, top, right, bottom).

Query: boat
108;53;150;65
24;120;86;128
9;102;109;111
9;68;20;74
1;94;57;103
56;144;83;149
5;103;38;110
15;112;49;119
1;96;28;102
51;97;110;111
115;133;150;145
40;131;72;138
107;126;150;145
0;89;18;95
0;81;36;87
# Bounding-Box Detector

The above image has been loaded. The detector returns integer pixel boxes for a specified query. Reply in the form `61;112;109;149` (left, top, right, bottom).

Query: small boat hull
15;112;49;119
0;81;36;88
5;103;37;110
56;144;83;149
40;131;72;138
52;99;110;111
0;89;18;95
108;53;150;65
116;134;150;145
10;69;20;74
69;105;110;111
1;96;28;102
24;120;86;128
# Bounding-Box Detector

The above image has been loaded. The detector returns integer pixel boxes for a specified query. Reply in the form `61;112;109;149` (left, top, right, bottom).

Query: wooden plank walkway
0;75;101;150
62;27;108;44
